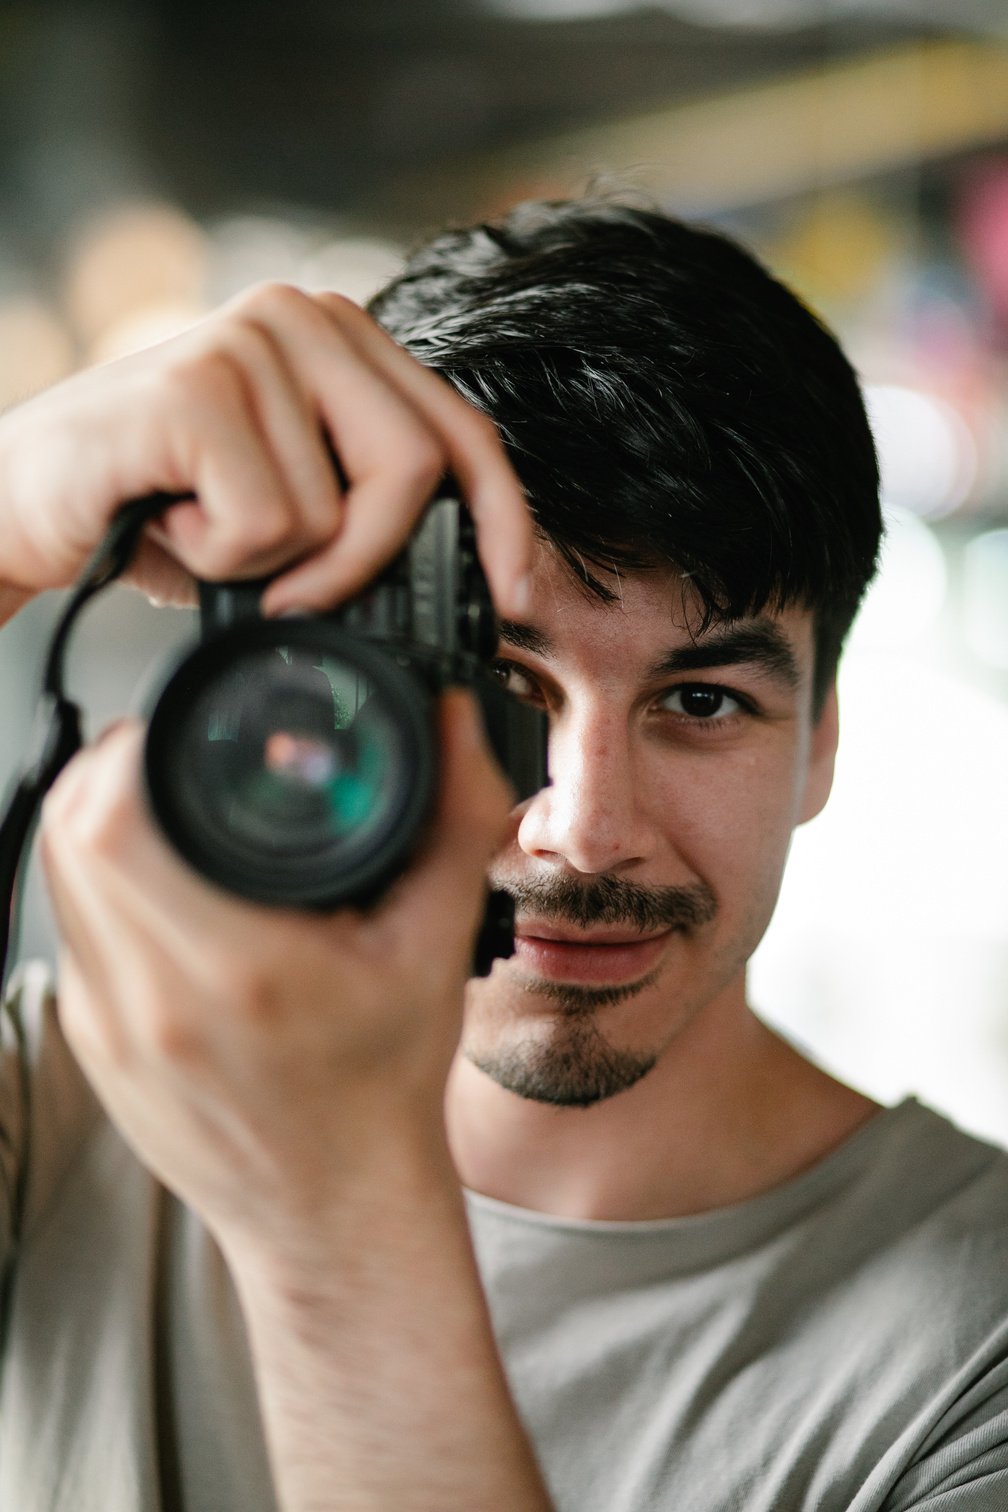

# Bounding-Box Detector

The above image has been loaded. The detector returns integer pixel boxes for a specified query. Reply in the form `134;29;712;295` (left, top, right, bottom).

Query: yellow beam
391;36;1008;221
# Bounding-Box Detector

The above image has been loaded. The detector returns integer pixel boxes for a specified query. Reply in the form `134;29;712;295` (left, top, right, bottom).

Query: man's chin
464;1015;658;1109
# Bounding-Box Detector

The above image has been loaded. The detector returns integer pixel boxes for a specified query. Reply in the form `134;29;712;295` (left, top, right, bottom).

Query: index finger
313;295;535;619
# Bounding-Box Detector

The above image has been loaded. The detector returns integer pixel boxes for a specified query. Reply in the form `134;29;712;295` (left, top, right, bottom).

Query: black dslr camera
0;495;549;986
145;496;547;911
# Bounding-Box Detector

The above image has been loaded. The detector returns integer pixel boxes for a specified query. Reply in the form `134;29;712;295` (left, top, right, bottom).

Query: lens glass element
183;645;406;864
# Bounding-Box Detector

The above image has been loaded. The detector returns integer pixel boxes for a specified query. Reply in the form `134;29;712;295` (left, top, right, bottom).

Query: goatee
466;871;717;1107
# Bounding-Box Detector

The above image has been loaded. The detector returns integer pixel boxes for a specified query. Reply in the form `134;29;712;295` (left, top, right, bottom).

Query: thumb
389;688;514;941
433;686;515;864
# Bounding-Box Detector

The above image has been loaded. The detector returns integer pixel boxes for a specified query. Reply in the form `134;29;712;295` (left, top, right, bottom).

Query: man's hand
39;694;552;1511
0;283;533;618
38;690;507;1259
10;287;550;1508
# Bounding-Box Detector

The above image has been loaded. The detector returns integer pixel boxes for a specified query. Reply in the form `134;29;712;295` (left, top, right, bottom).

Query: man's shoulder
795;1099;1008;1349
835;1097;1008;1235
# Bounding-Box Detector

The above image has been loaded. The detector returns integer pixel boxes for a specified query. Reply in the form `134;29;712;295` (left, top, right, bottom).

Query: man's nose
516;712;657;875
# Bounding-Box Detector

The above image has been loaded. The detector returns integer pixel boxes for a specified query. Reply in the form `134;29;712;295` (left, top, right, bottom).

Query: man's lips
515;919;670;946
512;919;676;985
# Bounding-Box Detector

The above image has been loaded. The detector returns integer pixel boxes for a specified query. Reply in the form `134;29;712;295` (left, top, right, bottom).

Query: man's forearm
225;1142;553;1512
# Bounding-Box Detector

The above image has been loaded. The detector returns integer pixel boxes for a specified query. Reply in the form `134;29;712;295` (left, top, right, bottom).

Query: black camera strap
0;492;174;997
0;491;174;1368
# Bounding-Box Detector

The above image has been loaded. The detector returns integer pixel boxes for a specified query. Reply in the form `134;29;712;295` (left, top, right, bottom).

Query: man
1;198;1006;1512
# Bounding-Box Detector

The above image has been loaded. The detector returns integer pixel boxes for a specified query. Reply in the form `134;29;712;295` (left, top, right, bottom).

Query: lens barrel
145;617;436;908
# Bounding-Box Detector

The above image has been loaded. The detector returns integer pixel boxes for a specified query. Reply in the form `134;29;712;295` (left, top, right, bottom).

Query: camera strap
0;492;176;997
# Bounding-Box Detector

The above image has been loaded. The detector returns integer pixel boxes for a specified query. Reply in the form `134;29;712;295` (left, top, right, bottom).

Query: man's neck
444;997;878;1224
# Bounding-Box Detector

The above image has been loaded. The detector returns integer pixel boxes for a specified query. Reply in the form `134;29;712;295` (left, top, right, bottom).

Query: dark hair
369;198;881;711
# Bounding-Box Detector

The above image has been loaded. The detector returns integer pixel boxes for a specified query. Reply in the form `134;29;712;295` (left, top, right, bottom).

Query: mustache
494;872;717;934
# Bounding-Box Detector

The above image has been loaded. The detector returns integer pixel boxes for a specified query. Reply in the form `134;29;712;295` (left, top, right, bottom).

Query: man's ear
798;679;840;825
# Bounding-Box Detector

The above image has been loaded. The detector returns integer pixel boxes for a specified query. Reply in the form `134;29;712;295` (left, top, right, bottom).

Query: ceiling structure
2;0;1006;256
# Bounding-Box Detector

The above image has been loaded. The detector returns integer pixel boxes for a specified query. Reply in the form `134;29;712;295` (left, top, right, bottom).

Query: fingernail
260;590;311;618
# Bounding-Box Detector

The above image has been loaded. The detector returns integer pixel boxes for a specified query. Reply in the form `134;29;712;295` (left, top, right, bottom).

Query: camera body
143;499;548;950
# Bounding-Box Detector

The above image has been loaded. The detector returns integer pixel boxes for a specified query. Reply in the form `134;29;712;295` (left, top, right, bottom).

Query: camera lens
188;650;400;850
145;620;436;907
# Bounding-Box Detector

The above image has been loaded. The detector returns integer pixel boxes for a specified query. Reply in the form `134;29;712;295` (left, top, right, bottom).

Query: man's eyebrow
646;623;801;688
497;619;552;658
497;617;802;691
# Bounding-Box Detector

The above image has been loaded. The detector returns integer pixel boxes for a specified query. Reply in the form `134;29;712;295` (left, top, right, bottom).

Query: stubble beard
465;872;717;1109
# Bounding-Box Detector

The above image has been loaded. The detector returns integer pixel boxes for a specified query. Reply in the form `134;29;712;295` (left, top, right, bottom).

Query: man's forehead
498;558;814;687
527;547;809;633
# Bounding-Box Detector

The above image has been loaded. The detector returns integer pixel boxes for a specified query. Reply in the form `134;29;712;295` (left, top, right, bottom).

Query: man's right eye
491;660;542;704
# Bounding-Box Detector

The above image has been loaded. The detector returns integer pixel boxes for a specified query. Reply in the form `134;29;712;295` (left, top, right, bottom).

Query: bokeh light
0;296;76;407
62;201;208;352
864;382;978;520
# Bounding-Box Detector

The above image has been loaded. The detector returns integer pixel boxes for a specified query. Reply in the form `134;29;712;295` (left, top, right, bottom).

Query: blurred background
1;0;1007;1140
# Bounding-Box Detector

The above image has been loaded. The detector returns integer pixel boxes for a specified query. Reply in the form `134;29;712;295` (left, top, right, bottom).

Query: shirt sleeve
880;1353;1008;1512
884;1471;1008;1511
0;960;102;1264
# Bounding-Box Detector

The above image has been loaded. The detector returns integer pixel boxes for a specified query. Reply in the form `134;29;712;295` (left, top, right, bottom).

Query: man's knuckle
398;433;445;490
158;347;246;412
231;280;311;321
199;508;288;575
194;532;255;580
225;312;286;368
238;506;289;554
314;290;361;323
234;282;348;347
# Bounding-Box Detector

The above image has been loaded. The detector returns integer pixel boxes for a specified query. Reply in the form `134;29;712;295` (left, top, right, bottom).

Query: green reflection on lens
326;724;384;829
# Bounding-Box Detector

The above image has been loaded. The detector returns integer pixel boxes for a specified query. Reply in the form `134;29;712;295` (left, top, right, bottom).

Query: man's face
461;546;839;1108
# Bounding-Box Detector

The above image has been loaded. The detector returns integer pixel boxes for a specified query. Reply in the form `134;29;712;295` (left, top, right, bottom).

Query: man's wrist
214;1109;463;1291
218;1137;554;1512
